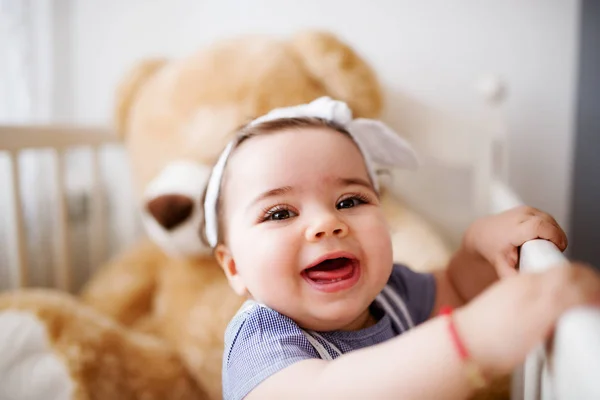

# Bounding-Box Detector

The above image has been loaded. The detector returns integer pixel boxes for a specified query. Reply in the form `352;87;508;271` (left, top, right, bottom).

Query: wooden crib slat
1;125;119;292
88;147;106;275
7;151;29;288
53;149;71;292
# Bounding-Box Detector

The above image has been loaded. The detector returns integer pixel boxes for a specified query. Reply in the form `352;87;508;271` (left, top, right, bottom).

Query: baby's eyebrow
337;177;374;190
249;186;293;209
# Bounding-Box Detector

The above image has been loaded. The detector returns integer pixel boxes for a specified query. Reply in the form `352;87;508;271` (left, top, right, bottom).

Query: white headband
203;96;419;248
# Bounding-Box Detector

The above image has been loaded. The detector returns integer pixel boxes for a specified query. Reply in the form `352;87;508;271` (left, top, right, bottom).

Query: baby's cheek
251;236;298;277
255;231;296;261
361;214;392;240
361;217;393;257
251;270;301;309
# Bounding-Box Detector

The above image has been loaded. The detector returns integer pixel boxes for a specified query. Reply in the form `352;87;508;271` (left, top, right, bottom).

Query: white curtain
0;0;144;292
0;0;57;289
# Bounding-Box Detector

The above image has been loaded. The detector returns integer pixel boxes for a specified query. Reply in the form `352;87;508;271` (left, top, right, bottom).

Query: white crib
0;125;141;292
1;112;599;399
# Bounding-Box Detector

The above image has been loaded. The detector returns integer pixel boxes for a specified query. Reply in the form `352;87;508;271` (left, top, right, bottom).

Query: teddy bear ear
114;58;168;139
290;30;383;119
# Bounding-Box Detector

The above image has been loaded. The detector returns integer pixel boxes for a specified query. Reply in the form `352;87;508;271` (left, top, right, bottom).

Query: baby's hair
199;117;351;248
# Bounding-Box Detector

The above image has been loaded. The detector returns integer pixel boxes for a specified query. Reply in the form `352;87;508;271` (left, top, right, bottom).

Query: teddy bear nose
146;194;195;230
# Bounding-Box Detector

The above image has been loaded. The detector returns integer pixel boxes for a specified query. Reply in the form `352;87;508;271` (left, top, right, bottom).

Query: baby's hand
455;262;600;377
463;206;568;278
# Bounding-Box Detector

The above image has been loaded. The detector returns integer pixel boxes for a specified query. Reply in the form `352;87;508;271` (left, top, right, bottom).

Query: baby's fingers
534;211;569;249
515;217;567;251
496;262;519;279
495;248;520;278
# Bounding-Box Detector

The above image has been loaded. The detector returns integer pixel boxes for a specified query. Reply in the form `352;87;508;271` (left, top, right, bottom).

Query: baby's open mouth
304;258;355;283
302;254;360;292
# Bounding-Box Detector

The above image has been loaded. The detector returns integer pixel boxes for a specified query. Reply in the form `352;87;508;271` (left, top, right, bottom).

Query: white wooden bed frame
1;121;599;399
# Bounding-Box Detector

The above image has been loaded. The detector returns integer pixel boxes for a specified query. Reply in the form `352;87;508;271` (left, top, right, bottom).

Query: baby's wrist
459;223;487;261
439;307;488;391
451;307;506;379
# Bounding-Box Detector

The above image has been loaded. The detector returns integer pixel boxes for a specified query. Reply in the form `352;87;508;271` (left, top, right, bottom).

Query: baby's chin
253;279;388;331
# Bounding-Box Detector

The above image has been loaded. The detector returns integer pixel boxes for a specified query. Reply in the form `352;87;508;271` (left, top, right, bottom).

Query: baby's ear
215;245;248;296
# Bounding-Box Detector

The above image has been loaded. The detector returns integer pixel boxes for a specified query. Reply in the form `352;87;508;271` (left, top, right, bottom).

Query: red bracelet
439;306;487;389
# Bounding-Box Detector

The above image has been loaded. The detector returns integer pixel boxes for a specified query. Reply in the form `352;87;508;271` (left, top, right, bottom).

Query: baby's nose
305;214;348;241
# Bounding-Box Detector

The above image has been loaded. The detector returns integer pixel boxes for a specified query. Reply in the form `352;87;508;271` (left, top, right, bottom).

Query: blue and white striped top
222;264;436;400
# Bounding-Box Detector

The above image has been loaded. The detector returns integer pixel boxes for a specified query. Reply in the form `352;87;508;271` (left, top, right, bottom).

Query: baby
200;97;600;400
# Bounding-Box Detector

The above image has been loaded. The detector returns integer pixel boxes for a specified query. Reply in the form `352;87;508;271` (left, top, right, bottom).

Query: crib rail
0;125;117;151
0;124;120;291
491;180;600;400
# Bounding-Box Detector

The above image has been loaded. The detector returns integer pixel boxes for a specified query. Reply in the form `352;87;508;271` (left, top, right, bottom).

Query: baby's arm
248;315;478;400
247;264;600;400
249;316;473;399
432;206;567;314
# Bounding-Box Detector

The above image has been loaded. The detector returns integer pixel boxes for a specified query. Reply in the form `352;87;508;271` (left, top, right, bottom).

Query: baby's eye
336;195;368;209
263;207;298;221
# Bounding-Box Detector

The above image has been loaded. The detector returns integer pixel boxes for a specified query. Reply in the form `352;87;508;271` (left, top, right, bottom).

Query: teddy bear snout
146;194;195;230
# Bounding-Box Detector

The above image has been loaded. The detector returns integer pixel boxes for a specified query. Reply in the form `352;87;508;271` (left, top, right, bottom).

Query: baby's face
218;127;393;331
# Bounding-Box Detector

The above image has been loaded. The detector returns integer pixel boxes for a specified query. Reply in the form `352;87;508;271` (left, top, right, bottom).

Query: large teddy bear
0;30;477;400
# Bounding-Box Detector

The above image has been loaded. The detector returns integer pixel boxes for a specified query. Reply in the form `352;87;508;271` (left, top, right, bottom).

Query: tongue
305;258;353;282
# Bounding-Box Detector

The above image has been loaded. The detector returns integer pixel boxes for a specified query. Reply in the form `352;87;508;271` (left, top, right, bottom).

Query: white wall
55;0;580;231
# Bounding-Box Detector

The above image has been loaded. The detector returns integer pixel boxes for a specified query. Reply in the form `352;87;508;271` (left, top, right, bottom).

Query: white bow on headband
203;96;419;248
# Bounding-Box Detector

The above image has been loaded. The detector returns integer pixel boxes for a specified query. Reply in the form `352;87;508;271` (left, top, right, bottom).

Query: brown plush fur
121;31;384;198
0;30;507;399
80;239;244;398
0;288;206;400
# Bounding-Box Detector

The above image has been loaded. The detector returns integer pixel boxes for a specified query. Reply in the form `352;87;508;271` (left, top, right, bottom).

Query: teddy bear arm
0;290;208;400
80;239;164;325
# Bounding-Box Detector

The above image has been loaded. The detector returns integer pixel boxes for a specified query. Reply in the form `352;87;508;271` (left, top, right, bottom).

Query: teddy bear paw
0;310;74;400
